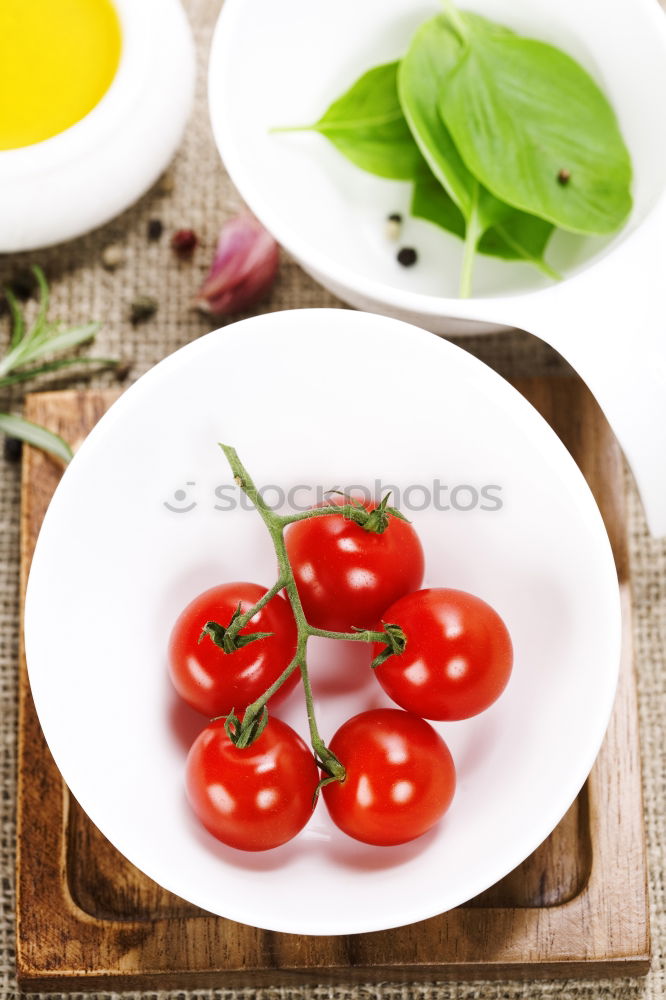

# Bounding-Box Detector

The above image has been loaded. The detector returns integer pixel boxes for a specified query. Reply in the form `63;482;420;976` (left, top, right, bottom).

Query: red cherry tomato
285;497;424;631
374;588;513;721
322;708;455;846
186;717;319;851
169;582;299;717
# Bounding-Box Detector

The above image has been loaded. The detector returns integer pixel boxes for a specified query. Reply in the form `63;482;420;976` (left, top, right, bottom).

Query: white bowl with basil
209;0;666;536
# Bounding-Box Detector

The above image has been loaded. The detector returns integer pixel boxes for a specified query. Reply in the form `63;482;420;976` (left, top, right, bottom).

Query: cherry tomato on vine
322;708;455;846
373;588;513;721
186;717;319;851
168;582;299;717
285;497;424;631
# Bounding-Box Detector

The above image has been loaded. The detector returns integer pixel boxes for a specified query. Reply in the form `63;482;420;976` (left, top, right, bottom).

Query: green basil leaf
411;165;559;276
480;216;556;271
279;62;422;180
398;11;519;295
410;165;466;239
398;14;510;233
398;16;475;217
438;10;632;234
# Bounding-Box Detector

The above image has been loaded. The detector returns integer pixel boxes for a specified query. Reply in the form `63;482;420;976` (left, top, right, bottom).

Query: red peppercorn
171;229;198;257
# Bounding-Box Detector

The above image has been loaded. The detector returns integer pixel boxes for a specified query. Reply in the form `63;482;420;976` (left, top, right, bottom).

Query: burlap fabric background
1;1;664;997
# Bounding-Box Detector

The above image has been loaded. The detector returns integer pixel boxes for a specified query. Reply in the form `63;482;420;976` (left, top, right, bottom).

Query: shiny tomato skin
322;708;456;846
169;582;299;717
285;497;425;631
374;588;513;721
186;717;319;851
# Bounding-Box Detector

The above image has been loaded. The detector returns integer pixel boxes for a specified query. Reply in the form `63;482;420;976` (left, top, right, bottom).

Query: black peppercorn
397;247;418;267
147;218;164;241
130;296;158;325
4;437;23;463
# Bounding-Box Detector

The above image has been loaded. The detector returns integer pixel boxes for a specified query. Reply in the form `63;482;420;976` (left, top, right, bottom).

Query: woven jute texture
1;1;664;997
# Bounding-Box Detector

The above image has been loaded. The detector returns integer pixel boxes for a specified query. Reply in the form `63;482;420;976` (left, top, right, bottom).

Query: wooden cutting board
16;379;650;990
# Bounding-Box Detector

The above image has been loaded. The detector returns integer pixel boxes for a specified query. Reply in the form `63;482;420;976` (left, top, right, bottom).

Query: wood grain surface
16;381;650;990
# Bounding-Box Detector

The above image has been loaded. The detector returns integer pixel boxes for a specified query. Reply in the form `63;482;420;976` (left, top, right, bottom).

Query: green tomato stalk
202;444;407;782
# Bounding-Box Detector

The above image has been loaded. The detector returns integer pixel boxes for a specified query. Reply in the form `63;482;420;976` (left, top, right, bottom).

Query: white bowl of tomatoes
25;308;620;935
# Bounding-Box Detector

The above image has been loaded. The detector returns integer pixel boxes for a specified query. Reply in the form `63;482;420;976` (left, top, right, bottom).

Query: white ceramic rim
208;0;666;321
24;309;622;934
0;0;196;252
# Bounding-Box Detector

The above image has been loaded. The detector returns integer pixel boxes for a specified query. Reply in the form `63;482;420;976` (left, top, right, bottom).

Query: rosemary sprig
1;266;119;463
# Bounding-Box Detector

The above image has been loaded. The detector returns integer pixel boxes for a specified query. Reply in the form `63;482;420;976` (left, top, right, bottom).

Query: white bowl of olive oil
209;0;666;536
0;0;195;252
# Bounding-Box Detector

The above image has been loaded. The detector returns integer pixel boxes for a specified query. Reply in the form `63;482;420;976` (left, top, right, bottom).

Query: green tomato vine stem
216;444;407;782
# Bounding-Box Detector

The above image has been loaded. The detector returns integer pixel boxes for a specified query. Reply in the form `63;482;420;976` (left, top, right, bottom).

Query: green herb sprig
275;1;632;296
0;266;118;463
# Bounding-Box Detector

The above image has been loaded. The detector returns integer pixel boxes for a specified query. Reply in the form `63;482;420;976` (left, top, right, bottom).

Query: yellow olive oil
0;0;122;151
